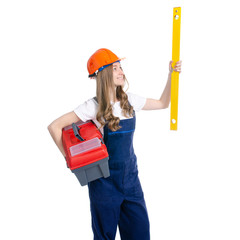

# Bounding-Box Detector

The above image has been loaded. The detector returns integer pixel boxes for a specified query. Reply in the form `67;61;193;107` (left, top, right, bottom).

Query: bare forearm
48;125;66;157
142;61;181;111
159;72;172;107
47;111;81;157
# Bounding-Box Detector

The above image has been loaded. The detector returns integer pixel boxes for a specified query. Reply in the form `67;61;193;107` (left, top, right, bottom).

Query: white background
1;0;240;239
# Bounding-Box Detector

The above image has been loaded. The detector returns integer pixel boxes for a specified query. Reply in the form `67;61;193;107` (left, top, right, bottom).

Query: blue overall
88;111;150;240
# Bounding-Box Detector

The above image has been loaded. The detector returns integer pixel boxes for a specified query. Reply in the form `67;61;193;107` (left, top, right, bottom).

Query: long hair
95;65;134;131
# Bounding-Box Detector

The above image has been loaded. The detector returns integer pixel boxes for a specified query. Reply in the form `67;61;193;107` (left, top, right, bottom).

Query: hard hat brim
88;57;126;78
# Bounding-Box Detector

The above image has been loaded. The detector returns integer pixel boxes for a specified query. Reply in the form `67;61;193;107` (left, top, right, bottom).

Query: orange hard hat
87;48;124;77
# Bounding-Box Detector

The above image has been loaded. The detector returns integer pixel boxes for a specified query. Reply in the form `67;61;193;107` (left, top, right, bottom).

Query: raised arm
47;111;81;157
142;60;182;110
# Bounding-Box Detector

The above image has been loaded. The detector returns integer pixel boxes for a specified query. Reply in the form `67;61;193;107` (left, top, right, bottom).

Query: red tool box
62;120;110;186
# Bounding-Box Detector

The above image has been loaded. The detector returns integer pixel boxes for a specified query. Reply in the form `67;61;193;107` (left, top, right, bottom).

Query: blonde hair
95;65;133;131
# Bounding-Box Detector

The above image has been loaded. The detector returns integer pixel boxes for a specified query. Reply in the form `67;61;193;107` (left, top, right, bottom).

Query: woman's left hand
169;60;182;73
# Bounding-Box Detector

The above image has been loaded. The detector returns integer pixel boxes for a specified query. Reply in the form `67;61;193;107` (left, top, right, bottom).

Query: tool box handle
72;123;85;141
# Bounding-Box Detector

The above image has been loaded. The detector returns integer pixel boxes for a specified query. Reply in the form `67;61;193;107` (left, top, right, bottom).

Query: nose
118;68;124;75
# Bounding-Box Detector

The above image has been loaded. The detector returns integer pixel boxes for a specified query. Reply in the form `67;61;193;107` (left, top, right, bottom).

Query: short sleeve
127;92;146;112
73;98;98;122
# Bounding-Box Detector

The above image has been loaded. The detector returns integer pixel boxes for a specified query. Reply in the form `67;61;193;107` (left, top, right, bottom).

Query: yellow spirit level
170;7;181;130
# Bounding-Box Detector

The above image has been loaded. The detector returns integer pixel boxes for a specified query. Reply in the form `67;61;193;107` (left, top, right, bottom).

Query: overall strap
93;96;98;103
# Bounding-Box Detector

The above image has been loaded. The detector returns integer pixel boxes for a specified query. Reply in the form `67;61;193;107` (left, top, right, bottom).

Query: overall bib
88;111;150;240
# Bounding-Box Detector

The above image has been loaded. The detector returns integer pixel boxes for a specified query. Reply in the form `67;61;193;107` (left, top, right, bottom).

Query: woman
48;48;182;240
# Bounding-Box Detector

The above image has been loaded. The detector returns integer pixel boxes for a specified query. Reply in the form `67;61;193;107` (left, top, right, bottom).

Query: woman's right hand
48;111;81;157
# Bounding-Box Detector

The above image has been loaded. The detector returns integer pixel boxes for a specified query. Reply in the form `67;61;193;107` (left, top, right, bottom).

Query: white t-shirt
74;92;146;133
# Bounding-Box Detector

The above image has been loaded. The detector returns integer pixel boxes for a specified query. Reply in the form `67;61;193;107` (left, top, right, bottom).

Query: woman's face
112;62;125;87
